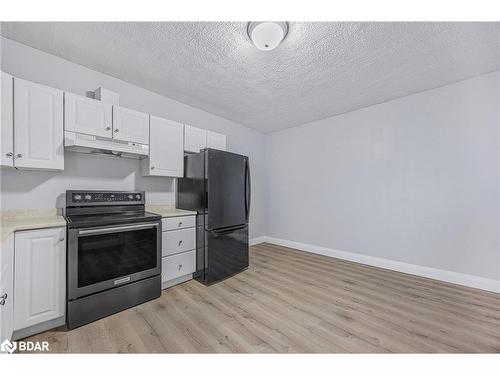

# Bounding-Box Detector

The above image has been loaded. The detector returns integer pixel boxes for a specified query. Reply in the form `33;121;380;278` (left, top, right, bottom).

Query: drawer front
162;215;195;231
162;250;196;283
162;228;195;257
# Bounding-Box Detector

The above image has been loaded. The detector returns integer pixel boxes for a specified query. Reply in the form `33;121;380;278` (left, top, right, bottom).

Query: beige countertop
145;204;197;218
1;209;66;243
0;205;196;244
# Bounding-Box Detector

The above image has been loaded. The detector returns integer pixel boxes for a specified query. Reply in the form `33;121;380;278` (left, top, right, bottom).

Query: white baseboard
252;236;500;294
249;236;268;246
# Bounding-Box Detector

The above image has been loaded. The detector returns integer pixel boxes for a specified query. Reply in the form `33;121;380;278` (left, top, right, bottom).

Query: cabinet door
112;106;149;144
207;131;227;151
14;227;66;331
0;235;14;343
143;116;184;177
14;78;64;170
184;125;207;153
64;92;112;138
1;72;14;167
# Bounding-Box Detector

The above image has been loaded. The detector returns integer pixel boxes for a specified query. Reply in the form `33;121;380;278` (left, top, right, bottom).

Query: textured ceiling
1;22;499;132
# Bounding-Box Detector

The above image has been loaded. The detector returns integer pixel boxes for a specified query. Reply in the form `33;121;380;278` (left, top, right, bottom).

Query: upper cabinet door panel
147;116;184;177
64;92;112;138
112;106;149;144
1;72;14;167
207;131;227;151
13;78;64;170
184;125;207;153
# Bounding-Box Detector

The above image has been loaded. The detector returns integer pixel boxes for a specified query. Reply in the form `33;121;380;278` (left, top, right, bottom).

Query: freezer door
206;225;249;284
207;149;248;229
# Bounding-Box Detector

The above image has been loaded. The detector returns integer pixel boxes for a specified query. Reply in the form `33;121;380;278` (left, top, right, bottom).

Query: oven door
68;221;161;300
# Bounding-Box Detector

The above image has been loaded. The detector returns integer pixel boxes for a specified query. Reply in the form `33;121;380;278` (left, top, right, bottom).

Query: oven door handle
78;222;159;236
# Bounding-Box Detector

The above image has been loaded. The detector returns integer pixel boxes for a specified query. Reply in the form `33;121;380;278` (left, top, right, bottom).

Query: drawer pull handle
0;293;6;299
178;222;182;227
178;240;183;246
105;126;111;131
178;264;183;270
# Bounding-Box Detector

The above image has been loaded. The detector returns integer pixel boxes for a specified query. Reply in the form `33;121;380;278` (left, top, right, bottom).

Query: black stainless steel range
64;190;162;329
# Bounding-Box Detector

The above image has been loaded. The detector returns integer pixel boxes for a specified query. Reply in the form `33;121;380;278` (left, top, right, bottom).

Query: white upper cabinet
112;106;149;144
207;130;227;151
1;71;14;167
184;124;207;153
14;227;66;331
142;116;184;177
14;77;64;170
64;92;112;138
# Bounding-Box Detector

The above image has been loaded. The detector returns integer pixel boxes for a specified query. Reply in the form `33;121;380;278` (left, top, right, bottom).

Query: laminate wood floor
23;243;500;353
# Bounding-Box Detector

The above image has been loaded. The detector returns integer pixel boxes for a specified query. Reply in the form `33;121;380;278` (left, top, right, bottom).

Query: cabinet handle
0;299;5;306
178;264;183;270
6;152;13;157
59;238;65;242
16;153;22;158
0;293;6;299
114;129;120;133
105;126;111;131
178;222;182;227
151;166;155;170
178;240;183;246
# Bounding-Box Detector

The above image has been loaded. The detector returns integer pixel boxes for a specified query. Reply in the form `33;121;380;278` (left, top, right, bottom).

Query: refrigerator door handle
244;159;251;222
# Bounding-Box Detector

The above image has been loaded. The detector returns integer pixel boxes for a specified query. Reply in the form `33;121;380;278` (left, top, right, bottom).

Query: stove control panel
67;191;145;206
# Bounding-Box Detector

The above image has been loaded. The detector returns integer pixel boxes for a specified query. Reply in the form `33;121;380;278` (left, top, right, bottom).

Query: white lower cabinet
14;227;66;334
161;215;196;288
162;227;196;257
161;251;196;284
0;235;14;343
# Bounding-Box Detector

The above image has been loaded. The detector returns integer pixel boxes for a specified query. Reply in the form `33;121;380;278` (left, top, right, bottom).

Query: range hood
64;131;149;159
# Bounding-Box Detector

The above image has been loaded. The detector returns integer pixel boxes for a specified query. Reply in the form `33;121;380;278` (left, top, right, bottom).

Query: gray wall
265;71;500;279
0;37;267;239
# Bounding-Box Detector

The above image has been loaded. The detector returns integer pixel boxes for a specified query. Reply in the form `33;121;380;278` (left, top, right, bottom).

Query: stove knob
74;194;82;201
85;194;92;201
128;194;133;200
135;194;141;200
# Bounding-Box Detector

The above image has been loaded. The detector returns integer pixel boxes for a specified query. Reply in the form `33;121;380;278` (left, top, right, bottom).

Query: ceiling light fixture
247;22;288;51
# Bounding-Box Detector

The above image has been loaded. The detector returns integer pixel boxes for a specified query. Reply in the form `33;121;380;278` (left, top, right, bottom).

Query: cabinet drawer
162;250;195;283
162;215;195;231
162;228;195;257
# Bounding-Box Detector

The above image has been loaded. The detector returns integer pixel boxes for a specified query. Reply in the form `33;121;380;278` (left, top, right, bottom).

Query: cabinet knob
178;222;182;227
0;293;6;299
16;153;22;158
0;299;5;306
114;128;120;133
6;152;13;157
178;264;183;270
178;240;183;246
105;126;111;131
151;166;155;170
59;238;65;242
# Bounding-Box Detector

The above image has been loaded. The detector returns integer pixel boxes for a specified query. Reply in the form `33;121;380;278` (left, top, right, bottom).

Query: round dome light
247;22;288;51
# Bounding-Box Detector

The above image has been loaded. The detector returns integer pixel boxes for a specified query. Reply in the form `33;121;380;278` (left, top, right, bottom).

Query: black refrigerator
176;148;250;284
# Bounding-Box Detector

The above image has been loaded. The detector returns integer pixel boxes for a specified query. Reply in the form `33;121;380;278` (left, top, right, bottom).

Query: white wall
265;71;500;280
0;37;267;238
